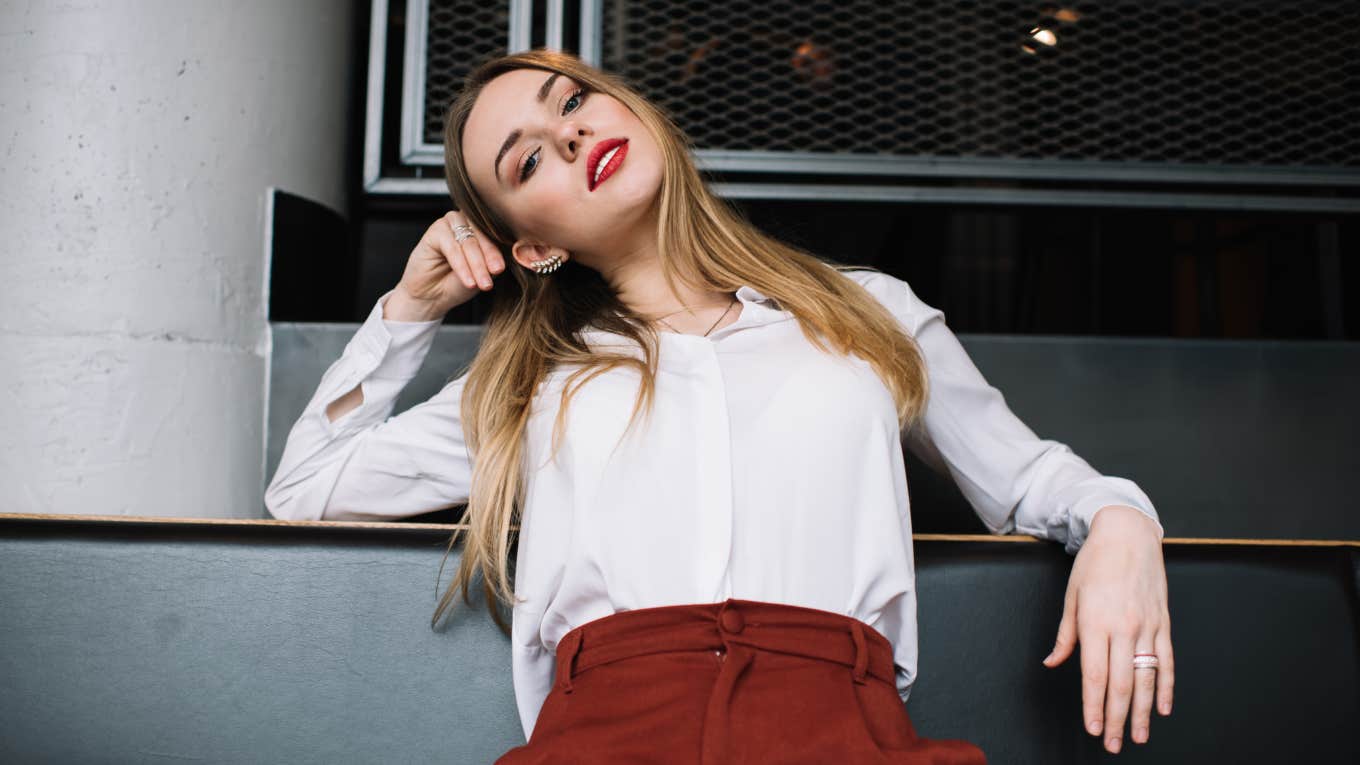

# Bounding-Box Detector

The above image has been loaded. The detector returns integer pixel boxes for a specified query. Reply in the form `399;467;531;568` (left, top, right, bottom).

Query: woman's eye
562;88;585;115
516;149;538;183
516;88;587;183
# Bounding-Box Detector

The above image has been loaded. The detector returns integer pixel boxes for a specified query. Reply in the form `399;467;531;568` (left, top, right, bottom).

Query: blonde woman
266;49;1173;762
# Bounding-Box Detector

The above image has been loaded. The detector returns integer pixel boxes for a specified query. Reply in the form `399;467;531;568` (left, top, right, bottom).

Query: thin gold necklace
650;296;733;321
656;297;738;337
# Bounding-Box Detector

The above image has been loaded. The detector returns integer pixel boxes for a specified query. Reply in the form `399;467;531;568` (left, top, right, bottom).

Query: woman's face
461;68;664;269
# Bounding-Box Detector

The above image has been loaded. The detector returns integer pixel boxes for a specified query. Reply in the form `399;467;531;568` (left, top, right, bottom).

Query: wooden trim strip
1;512;1356;547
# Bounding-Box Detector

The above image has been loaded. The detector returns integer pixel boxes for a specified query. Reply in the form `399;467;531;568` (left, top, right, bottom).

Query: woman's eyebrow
494;72;563;184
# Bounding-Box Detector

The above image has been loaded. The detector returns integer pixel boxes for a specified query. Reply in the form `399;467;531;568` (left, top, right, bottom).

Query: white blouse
264;268;1164;741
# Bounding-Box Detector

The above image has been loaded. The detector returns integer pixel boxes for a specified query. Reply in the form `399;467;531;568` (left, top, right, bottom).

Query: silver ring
1132;654;1159;670
453;223;475;242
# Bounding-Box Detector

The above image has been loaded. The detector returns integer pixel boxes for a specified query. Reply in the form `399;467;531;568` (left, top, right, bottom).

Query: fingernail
1107;737;1121;753
1042;652;1053;664
1088;720;1101;735
1136;727;1147;742
1161;702;1172;715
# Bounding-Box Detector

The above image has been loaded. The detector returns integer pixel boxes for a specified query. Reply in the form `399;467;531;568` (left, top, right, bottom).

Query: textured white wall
0;0;357;517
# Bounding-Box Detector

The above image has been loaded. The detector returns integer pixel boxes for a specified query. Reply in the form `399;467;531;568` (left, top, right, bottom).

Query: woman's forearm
325;384;364;423
323;287;444;424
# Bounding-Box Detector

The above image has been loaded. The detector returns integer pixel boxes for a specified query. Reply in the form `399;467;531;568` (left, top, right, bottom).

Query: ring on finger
1133;652;1159;670
453;223;476;241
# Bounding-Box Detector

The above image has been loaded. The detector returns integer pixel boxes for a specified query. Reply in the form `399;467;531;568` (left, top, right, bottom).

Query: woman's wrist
384;286;446;323
1090;505;1162;541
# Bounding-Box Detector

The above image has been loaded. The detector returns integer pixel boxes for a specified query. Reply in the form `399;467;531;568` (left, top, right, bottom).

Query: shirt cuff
344;288;443;381
1068;482;1165;554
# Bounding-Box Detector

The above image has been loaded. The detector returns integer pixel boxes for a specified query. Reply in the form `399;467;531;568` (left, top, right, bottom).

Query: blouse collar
735;284;770;305
578;285;789;347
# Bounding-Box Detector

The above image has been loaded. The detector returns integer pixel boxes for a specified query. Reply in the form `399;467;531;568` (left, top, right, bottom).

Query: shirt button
720;608;744;634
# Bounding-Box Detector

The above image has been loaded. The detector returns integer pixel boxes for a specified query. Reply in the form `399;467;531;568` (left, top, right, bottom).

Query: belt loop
555;630;584;695
850;621;869;685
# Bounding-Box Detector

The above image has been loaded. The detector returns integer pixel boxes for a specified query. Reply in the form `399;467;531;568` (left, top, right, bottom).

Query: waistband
553;598;898;694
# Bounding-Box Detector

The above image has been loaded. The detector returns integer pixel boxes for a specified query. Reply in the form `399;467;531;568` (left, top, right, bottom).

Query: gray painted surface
266;322;485;500
0;522;517;764
267;322;1360;540
0;1;357;518
2;520;1356;763
951;335;1360;540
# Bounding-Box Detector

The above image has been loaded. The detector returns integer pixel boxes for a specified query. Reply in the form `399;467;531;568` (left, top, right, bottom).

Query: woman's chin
596;174;661;213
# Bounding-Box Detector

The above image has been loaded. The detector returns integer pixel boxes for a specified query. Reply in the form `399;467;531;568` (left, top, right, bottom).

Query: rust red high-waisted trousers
495;598;987;764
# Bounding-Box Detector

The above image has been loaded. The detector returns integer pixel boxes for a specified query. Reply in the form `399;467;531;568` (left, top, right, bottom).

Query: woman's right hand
389;211;505;321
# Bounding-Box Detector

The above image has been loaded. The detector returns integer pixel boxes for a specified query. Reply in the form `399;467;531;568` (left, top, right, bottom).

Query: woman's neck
652;294;741;336
603;257;731;322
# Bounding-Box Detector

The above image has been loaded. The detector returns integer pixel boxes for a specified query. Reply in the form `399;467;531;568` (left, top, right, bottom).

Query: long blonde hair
433;49;929;634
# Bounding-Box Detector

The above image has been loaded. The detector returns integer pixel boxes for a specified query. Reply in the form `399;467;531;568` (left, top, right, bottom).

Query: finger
440;211;506;279
444;216;494;290
1156;624;1175;717
1078;623;1108;739
1129;633;1158;744
432;223;477;290
470;223;505;274
1103;630;1135;754
436;212;477;288
1044;587;1079;668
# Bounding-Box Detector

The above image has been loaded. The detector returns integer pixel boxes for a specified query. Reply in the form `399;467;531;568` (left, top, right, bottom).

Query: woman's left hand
1041;505;1174;754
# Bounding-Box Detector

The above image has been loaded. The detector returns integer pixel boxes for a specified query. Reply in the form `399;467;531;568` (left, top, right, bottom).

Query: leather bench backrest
2;518;1356;762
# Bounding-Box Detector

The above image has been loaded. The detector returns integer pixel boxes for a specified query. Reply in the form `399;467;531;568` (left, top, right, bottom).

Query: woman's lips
589;139;628;191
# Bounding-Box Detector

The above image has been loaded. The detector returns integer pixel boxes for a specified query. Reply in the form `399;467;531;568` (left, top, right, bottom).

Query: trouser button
720;608;744;634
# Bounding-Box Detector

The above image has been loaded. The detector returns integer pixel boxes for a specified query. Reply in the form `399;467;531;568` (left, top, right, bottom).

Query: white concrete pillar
0;0;357;517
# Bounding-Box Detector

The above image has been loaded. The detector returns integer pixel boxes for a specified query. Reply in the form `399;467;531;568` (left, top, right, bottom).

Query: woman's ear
512;241;569;271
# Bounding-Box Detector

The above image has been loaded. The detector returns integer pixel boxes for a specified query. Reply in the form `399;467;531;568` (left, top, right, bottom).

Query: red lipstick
588;138;628;191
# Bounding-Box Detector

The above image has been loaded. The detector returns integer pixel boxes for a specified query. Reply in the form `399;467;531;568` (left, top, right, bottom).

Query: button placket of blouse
693;343;735;603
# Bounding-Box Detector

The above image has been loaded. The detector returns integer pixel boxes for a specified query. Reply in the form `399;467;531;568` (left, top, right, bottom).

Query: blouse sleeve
852;269;1165;555
264;288;474;522
511;611;557;742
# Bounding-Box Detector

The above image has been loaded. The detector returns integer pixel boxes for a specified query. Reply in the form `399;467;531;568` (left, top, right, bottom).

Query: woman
266;49;1173;762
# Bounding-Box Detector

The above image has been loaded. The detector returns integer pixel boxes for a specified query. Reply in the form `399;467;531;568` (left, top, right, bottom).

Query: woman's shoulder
837;265;907;290
834;266;948;339
835;267;916;314
838;266;886;288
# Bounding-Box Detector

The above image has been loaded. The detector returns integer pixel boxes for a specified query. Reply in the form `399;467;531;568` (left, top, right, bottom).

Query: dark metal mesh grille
422;1;512;145
595;0;1360;168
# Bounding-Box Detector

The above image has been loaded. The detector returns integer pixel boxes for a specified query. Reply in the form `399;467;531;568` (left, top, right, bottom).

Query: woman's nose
561;125;589;157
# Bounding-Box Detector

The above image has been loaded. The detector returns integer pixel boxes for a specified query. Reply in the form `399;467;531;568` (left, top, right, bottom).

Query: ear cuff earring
530;253;564;275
